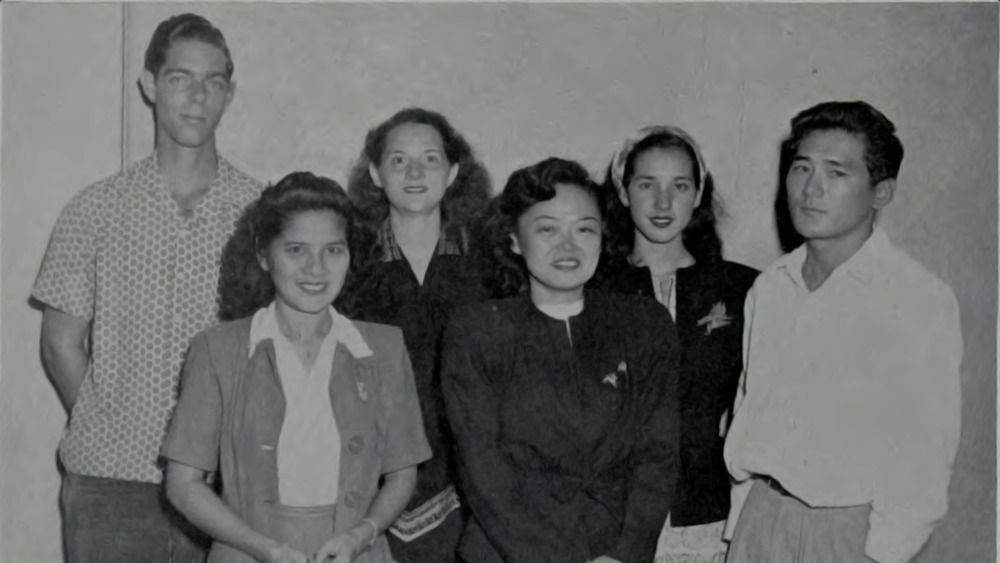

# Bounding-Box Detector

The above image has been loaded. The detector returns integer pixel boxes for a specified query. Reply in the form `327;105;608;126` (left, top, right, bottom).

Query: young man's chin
160;125;217;150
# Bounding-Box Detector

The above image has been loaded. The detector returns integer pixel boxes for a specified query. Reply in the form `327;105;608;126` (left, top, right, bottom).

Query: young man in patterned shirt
33;13;262;563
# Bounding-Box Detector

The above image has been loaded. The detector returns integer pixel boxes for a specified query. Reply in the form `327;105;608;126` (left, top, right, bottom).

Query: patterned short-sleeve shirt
32;153;263;483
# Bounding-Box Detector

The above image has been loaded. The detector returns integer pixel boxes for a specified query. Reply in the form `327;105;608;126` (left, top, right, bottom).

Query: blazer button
344;491;361;508
354;364;372;380
348;435;365;454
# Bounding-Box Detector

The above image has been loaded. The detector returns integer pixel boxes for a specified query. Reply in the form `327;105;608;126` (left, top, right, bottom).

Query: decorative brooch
697;301;733;335
602;361;628;389
354;363;372;402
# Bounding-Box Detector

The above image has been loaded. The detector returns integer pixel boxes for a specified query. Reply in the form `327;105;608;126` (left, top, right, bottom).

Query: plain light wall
3;3;996;563
1;4;125;563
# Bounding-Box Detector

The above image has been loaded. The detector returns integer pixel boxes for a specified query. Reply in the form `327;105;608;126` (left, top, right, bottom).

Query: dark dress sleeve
610;307;681;563
441;309;570;563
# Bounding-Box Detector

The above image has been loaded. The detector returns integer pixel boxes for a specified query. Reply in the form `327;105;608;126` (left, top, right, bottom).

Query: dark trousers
61;472;209;563
726;479;877;563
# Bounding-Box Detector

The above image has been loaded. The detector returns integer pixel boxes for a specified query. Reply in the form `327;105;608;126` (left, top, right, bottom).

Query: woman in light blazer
162;172;430;563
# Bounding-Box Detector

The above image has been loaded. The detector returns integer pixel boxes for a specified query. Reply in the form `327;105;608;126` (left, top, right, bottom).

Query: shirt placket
168;211;198;387
760;279;809;424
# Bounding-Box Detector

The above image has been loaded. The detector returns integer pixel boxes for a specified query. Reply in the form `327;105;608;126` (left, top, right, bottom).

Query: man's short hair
144;13;234;80
784;101;904;185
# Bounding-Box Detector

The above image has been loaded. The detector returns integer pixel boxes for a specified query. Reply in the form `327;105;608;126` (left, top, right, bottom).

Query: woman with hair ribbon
591;126;759;563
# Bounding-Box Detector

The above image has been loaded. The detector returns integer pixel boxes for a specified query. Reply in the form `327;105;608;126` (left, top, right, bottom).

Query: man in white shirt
722;101;962;563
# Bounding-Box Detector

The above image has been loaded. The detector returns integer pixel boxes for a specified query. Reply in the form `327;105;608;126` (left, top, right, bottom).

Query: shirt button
344;491;361;508
348;435;365;454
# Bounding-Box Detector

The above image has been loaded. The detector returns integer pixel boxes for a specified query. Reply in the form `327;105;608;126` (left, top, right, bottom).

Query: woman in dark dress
589;126;758;563
339;108;492;563
442;157;681;563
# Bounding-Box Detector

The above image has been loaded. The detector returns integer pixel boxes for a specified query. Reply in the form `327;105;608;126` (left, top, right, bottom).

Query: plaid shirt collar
376;219;465;263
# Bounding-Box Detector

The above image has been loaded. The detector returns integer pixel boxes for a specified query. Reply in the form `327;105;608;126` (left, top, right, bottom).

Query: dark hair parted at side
144;13;234;79
603;131;724;265
487;158;605;298
217;172;359;321
774;100;904;251
784;100;904;185
347;107;492;251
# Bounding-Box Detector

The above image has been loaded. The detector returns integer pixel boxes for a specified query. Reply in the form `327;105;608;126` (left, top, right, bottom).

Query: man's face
143;39;233;149
786;129;892;243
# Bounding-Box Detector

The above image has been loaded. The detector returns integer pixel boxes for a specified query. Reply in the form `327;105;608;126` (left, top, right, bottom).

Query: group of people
32;13;963;563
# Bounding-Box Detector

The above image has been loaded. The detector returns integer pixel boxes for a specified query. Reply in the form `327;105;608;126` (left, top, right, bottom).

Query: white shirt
723;228;962;563
650;272;677;318
248;303;373;507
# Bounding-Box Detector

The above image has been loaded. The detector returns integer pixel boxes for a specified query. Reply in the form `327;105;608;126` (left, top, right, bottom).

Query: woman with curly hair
340;107;492;563
590;126;758;563
162;172;430;563
442;157;681;563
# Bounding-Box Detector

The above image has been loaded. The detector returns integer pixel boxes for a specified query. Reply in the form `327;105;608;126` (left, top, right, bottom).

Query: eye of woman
674;180;694;192
421;152;445;169
284;244;304;256
789;162;811;174
535;223;557;235
633;179;655;191
386;153;408;169
325;244;347;255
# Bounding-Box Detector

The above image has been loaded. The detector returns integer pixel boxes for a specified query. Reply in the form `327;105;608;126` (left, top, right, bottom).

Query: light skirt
654;514;727;563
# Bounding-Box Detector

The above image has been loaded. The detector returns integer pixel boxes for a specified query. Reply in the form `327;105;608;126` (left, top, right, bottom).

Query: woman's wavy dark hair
346;107;492;259
602;131;724;265
217;172;360;321
486;157;606;298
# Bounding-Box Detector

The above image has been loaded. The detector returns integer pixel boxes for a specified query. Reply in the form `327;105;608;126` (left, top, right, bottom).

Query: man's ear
223;79;237;111
873;178;895;210
510;233;522;256
368;163;383;189
140;70;157;104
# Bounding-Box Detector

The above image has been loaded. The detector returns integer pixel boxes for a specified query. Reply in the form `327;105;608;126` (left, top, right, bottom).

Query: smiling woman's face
511;182;603;305
623;145;701;246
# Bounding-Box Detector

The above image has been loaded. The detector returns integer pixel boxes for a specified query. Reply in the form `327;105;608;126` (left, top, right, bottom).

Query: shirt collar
142;151;243;206
248;301;373;360
775;227;893;290
377;219;464;263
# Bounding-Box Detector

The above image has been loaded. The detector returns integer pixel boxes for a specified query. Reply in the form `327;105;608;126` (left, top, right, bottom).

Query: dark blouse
590;258;758;526
442;292;681;563
340;227;488;512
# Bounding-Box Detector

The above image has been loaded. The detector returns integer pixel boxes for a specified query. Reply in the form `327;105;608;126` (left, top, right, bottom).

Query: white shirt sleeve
864;289;963;563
